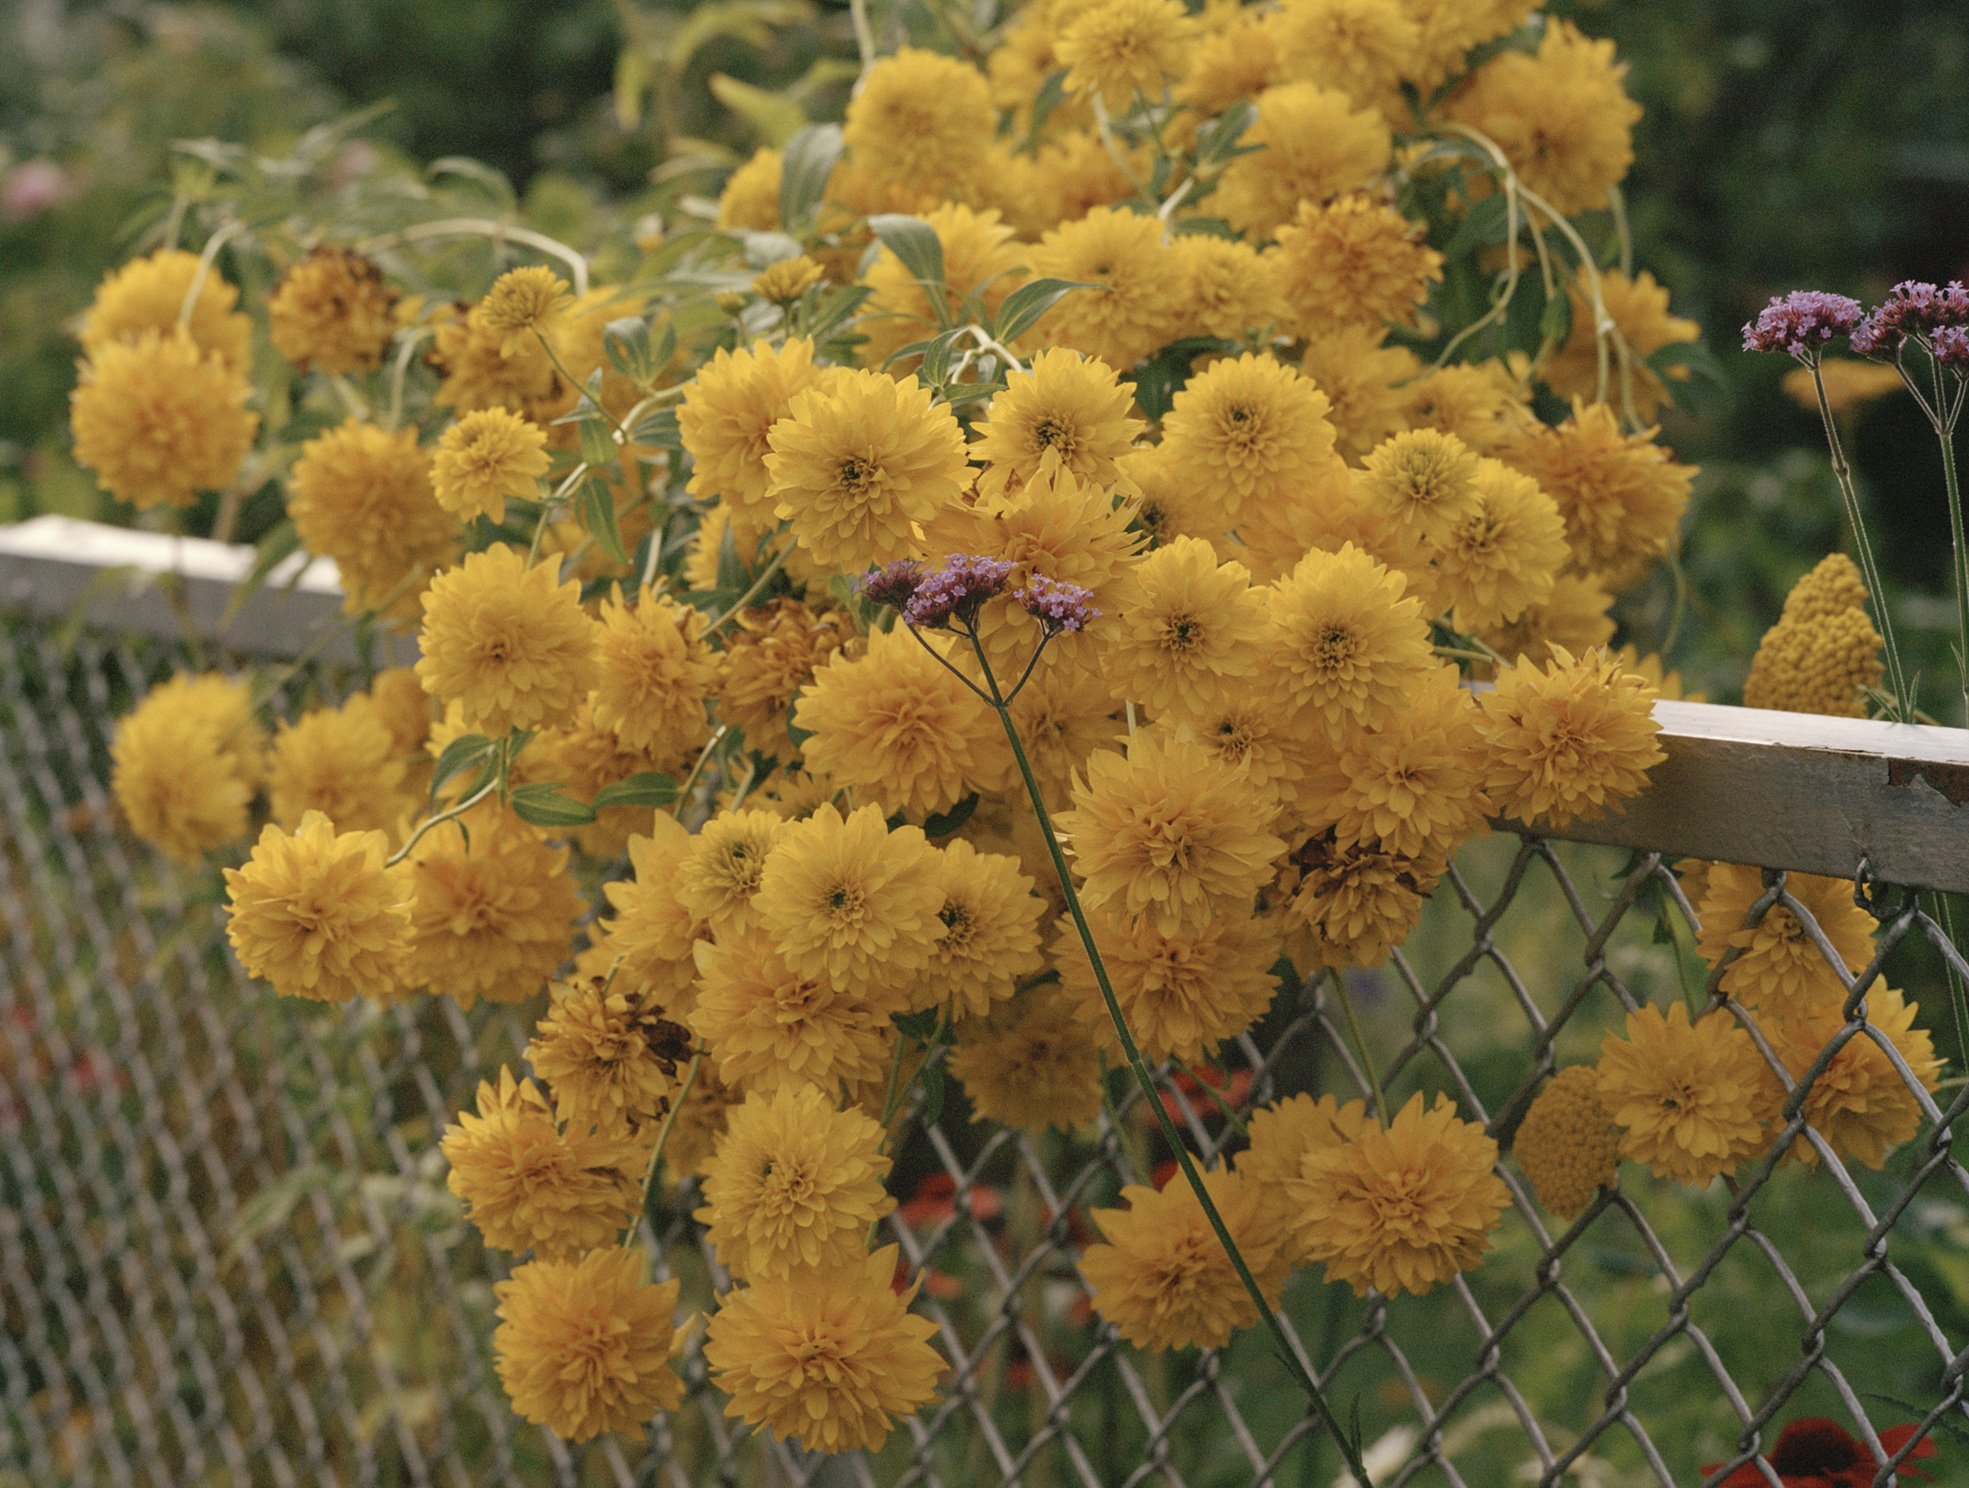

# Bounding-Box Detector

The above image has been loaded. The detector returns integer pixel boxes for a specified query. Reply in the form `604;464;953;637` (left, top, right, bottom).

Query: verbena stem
626;1045;705;1246
959;623;1373;1488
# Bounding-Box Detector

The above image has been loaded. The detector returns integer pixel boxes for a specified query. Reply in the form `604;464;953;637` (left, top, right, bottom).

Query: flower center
1163;614;1202;653
836;455;877;494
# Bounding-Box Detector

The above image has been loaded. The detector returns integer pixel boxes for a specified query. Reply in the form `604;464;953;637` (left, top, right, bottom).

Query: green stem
1809;358;1914;721
1328;971;1388;1119
1934;417;1969;724
626;1045;704;1245
386;770;501;867
962;624;1373;1488
708;539;793;630
1169;1056;1251;1138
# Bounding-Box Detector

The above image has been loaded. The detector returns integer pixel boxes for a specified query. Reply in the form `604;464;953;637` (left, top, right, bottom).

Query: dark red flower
1705;1416;1935;1485
898;1171;1005;1228
1156;1065;1255;1125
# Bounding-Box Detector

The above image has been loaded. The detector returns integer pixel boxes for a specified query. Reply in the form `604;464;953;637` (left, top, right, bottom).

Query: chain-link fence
4;530;1968;1487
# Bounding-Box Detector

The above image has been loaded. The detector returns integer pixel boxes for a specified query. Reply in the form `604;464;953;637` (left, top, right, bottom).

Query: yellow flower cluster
1742;553;1885;718
84;0;1807;1457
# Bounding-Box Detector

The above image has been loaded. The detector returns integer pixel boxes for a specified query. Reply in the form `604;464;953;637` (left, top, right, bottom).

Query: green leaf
429;733;495;808
221;519;302;627
1538;288;1574;346
920;1063;946;1126
1026;69;1070;148
1443;194;1512;261
1192;101;1258;169
807;284;875;347
509;782;599;829
922;793;980;839
631;407;681;449
868;215;947;308
919;326;970;389
739;229;806;268
604;317;658;387
578;477;630;565
778;123;844;234
993;277;1098;344
893;1009;941;1041
577;410;619;470
591;772;682;811
708;72;809;148
426;156;516;208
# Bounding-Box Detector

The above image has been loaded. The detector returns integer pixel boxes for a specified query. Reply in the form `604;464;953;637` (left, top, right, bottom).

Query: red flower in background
1157;1065;1254;1125
898;1172;1004;1228
1706;1417;1935;1485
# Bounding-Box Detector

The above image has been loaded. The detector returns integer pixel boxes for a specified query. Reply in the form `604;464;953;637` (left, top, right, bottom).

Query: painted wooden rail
6;514;1969;894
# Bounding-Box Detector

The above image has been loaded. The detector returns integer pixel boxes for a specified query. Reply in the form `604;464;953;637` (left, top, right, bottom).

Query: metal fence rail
3;520;1967;1487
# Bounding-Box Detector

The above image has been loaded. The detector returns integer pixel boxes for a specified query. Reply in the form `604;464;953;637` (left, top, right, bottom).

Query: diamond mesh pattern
3;620;1966;1487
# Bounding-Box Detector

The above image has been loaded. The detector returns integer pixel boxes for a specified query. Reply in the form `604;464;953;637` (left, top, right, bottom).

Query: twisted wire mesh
2;619;1965;1487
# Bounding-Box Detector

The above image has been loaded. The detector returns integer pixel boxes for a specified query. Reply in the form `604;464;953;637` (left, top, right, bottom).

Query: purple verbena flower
859;558;927;610
1741;291;1864;358
1016;574;1098;634
1851;279;1969;360
1934;325;1969;372
902;553;1016;628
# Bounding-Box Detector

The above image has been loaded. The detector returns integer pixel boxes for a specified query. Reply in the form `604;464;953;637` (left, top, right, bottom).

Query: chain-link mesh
4;620;1966;1487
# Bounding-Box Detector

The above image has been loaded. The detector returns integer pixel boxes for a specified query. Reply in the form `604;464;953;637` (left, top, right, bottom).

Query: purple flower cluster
1741;291;1864;358
858;559;927;611
1015;574;1098;634
1851;280;1969;360
902;554;1017;628
1934;325;1969;371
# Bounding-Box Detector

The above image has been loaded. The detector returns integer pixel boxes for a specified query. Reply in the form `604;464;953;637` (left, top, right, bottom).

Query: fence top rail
6;515;1969;892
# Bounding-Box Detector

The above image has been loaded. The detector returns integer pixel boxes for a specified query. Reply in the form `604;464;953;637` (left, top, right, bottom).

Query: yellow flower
1513;1065;1620;1220
1159;352;1338;530
715;597;859;763
494;1248;683;1442
1404;0;1536;93
365;665;436;758
430;300;561;415
1174;12;1279;120
679;338;827;537
1428;456;1570;630
525;976;688;1137
288;418;456;620
1273;194;1442;339
403;804;581;1007
948;987;1107;1131
431;407;550;524
1096;536;1267;719
696;1082;893;1280
1058;906;1280;1063
1541;269;1700;423
110;673;264;864
1081;1168;1291;1350
795;624;1011;820
1280;831;1441;969
71;328;257;511
602;813;709;1003
754;804;945;1005
717;146;783;231
80;247;251;372
1141;695;1311;811
673;809;794;935
859;203;1024;370
1596;1003;1780;1186
751;255;825;303
689;928;893;1096
589;586;716;759
1058;733;1284;935
1056;0;1195;105
1215;82;1391;239
1783;358;1906;416
475;265;574;357
1298;326;1421;462
1404;360;1532;457
1235;1092;1374;1194
765;368;970;571
916;838;1046;1019
1742;554;1884;719
267;247;399;375
1475;644;1664;830
223;812;412;1004
441;1068;643;1257
1167;234;1287;342
1299;666;1488;858
1475;570;1616;669
1356;428;1484;550
1695;864;1877;1023
534;697;678;859
1445;21;1641;217
1290;1092;1509;1297
842;47;996;203
266;698;413;837
1027;206;1181;370
1264;542;1434;729
1005;658;1127;808
1268;0;1418;117
415;545;598;735
705;1244;944;1456
971;348;1143;504
1772;988;1943;1170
